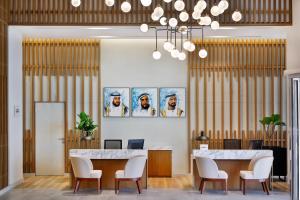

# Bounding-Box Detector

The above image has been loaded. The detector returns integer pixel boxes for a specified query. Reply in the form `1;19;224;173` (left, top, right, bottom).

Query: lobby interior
0;0;300;200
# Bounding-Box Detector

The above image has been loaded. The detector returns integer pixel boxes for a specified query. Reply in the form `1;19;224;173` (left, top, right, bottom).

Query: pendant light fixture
153;30;162;60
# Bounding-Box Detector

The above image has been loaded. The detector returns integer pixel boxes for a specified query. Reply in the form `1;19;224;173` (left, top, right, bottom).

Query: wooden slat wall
23;39;101;173
0;0;9;190
188;39;287;152
9;0;292;25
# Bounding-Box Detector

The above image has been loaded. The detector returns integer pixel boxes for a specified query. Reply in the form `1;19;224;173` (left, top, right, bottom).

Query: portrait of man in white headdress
104;88;129;117
160;88;186;118
132;88;158;117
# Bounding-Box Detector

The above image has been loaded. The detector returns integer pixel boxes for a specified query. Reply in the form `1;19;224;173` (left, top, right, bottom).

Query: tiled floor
0;175;290;200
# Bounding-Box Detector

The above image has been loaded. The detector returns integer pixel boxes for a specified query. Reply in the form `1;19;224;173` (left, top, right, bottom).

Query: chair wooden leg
75;179;80;193
239;177;242;191
73;178;78;193
136;180;141;194
264;181;270;195
117;180;120;193
224;179;228;194
97;178;101;193
261;181;266;192
242;179;246;195
115;179;118;194
200;179;206;194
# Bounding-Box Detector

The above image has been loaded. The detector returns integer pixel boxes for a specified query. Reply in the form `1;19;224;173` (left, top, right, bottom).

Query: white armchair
240;156;274;195
195;156;228;194
70;156;102;193
115;155;147;194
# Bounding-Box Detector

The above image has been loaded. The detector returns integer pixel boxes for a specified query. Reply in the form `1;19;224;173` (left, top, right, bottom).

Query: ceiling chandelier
71;0;242;61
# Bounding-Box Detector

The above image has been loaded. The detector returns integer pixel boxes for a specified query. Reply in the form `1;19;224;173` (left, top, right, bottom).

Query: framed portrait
159;88;186;118
103;87;130;118
131;88;158;117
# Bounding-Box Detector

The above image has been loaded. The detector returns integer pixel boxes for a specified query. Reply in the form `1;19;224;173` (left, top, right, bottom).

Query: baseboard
0;178;24;197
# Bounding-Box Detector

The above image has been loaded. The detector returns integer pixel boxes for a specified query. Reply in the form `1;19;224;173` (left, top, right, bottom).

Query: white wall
101;39;188;174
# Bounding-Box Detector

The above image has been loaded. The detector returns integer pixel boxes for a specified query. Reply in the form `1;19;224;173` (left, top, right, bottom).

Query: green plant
259;114;286;140
76;112;97;136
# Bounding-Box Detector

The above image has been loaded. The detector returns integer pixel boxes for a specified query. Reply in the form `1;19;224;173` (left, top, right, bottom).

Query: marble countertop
147;146;172;151
192;149;273;160
69;149;148;159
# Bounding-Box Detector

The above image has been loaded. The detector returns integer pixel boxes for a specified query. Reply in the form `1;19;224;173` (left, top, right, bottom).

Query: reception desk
69;149;148;190
192;149;273;190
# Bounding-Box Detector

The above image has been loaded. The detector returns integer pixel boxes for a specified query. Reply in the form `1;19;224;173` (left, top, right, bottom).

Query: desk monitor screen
127;139;144;149
104;139;122;149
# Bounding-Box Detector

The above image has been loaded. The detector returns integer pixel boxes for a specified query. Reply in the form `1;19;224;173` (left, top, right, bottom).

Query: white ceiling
9;25;289;39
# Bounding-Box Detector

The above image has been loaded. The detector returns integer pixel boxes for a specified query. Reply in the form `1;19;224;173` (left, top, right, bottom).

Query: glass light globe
140;0;152;7
154;6;164;18
121;1;131;13
197;0;207;10
174;0;185;11
71;0;81;7
164;0;172;3
178;52;186;61
169;18;178;28
199;17;205;25
211;21;220;30
171;49;180;58
163;41;173;52
211;5;220;16
192;11;201;20
199;48;208;58
160;17;167;26
232;11;242;22
183;41;191;50
153;51;162;60
203;15;212;25
179;11;189;22
188;42;196;52
151;12;160;21
218;0;229;10
105;0;115;7
140;24;149;32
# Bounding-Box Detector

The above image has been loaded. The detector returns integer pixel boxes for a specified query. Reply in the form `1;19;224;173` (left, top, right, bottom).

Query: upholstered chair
240;156;274;195
70;156;102;193
195;156;228;194
115;156;147;194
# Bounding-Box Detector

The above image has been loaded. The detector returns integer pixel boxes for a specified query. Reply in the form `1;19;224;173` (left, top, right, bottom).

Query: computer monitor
127;139;144;149
104;139;122;149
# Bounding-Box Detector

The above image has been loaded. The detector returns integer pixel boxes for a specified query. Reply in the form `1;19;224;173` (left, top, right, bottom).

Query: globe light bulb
218;0;229;10
197;0;207;10
169;18;178;28
71;0;81;7
154;6;164;18
171;49;180;58
203;15;212;26
140;0;152;7
163;41;173;52
179;11;189;22
121;1;131;13
105;0;115;7
199;17;205;26
232;11;242;22
183;41;191;51
151;12;160;21
210;5;220;16
174;0;185;11
140;24;149;32
178;52;186;61
211;21;220;30
160;17;167;26
153;51;162;60
164;0;172;3
188;42;196;52
192;11;201;20
199;48;208;58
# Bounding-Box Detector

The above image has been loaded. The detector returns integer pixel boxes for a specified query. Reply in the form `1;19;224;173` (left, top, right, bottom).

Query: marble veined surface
69;149;148;159
192;149;273;160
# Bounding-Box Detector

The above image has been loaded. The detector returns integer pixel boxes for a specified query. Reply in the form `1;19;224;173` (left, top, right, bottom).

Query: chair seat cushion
115;170;125;179
90;170;102;178
240;170;255;179
217;170;228;179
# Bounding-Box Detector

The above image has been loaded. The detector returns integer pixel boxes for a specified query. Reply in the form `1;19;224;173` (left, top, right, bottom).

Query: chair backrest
70;156;93;178
127;139;144;149
124;156;147;178
252;156;274;179
223;139;242;149
104;139;122;149
248;140;263;149
195;157;219;179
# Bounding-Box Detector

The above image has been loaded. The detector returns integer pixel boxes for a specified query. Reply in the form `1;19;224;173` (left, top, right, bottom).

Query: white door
35;102;65;175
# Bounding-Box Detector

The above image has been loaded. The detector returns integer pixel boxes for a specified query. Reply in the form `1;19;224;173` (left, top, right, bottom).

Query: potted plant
259;113;286;143
76;112;98;140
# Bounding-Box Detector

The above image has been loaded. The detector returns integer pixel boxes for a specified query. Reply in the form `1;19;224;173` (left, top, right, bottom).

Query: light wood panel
9;0;292;26
0;0;9;190
188;39;287;152
22;39;101;173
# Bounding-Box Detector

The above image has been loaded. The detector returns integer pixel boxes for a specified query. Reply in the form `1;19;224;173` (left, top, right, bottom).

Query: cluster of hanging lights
71;0;242;60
